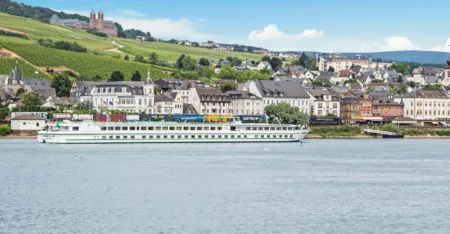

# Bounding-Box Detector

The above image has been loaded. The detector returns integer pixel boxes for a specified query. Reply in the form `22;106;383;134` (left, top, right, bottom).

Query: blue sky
19;0;450;52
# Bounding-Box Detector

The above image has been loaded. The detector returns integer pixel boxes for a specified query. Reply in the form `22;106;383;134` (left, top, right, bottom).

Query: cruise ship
37;118;309;144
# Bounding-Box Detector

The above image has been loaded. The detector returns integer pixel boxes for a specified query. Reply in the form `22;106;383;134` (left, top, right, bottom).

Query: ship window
191;135;195;138
123;136;127;139
231;135;235;138
218;135;222;138
101;127;107;131
230;126;236;131
131;136;135;139
279;135;282;138
156;136;160;139
184;135;189;138
270;127;275;131
246;127;251;131
261;135;264;138
73;127;79;131
244;135;247;138
176;127;182;131
109;136;113;139
276;127;281;131
116;136;120;139
285;135;288;138
224;135;228;138
290;135;293;138
143;136;146;139
198;135;202;139
122;127;128;131
190;127;195;131
149;136;153;138
162;127;168;131
204;127;209;131
197;127;202;131
170;127;175;131
155;127;161;131
205;135;209;138
211;127;216;131
252;127;257;131
171;135;175;138
136;127;140;130
282;127;287;131
218;127;222;131
164;136;168;138
141;127;147;130
258;127;263;131
267;135;270;138
237;135;241;138
115;127;120;131
212;135;215;138
149;127;154;130
178;135;182;138
102;136;106;139
108;127;113;131
183;127;189;131
288;127;293;131
130;127;136;131
264;127;269;131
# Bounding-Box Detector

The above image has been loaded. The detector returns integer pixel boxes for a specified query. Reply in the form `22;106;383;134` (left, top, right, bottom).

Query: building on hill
394;90;450;122
308;88;340;117
50;9;118;37
0;61;55;100
226;91;263;115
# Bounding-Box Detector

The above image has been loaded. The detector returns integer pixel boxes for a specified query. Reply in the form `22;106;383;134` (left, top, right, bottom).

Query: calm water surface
1;139;450;233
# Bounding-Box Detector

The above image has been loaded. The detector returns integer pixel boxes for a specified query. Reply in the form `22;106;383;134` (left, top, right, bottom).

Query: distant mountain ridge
345;51;450;64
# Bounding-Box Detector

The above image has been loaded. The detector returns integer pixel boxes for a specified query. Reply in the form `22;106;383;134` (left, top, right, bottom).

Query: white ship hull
38;120;309;144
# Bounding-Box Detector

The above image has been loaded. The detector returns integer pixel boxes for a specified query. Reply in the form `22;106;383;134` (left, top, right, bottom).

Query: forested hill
0;0;89;23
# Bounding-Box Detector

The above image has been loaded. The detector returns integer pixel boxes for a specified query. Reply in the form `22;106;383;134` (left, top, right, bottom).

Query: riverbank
0;135;37;139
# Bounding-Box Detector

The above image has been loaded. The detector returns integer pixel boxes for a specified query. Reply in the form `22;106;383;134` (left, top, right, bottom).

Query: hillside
345;51;450;64
0;12;275;82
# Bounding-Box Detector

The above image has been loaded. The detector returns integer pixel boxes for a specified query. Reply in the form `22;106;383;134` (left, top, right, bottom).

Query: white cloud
248;24;323;41
117;9;145;17
361;36;420;52
430;38;450;52
106;16;215;40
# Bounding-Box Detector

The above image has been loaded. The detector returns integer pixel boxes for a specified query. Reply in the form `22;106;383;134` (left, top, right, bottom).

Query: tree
176;54;186;69
264;102;309;125
154;86;163;95
75;101;93;112
93;75;102;81
217;66;238;80
15;88;25;96
423;84;442;91
312;79;332;87
198;57;210;66
149;52;158;64
407;81;416;88
109;71;124;82
134;55;146;63
51;73;72;97
22;93;43;108
269;57;283;71
261;55;271;62
131;70;142;81
219;82;236;93
344;78;358;85
328;66;335;72
0;101;9;121
124;55;129;61
181;56;197;71
389;83;408;95
0;124;10;136
390;62;409;75
327;113;338;117
298;52;308;67
260;67;271;75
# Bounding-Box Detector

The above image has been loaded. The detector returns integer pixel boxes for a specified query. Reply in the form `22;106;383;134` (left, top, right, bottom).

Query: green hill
0;12;273;82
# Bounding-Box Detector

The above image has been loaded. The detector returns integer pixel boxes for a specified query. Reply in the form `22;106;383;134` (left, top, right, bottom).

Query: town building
226;91;263;115
80;70;155;113
249;80;312;114
308;88;340;116
394;90;450;121
372;94;404;121
189;88;232;114
154;92;183;115
340;97;359;123
50;9;118;37
256;61;272;71
10;115;46;134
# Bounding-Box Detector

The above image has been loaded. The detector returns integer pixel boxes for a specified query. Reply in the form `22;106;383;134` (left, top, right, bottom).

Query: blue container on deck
172;115;204;122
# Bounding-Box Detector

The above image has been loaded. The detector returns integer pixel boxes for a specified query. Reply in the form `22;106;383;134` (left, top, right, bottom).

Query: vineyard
0;58;49;78
0;37;174;81
118;39;265;63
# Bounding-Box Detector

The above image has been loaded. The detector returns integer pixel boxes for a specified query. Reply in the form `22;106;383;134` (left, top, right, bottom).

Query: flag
103;100;107;106
109;101;113;106
65;97;69;103
116;100;119;105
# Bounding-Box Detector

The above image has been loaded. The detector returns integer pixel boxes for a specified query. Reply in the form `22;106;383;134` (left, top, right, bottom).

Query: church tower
89;9;96;29
443;58;450;86
97;9;104;31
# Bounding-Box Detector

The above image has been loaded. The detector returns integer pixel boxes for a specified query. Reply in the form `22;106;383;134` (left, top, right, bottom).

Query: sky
19;0;450;52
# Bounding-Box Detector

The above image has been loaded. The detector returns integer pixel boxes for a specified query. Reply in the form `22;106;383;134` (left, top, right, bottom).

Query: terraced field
0;58;49;78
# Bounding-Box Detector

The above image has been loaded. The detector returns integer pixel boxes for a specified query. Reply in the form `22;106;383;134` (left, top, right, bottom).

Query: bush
87;30;108;38
0;124;10;136
371;126;379;130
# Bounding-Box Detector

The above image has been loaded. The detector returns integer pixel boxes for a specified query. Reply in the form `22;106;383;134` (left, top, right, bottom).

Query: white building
256;61;272;71
80;70;155;114
249;80;312;114
308;88;340;116
191;88;232;114
154;92;183;114
226;91;263;115
394;90;450;121
10;115;46;133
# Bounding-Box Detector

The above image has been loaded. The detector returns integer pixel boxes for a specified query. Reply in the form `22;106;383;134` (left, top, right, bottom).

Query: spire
146;68;153;84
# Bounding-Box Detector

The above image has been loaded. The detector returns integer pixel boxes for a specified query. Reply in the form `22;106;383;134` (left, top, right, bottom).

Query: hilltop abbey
50;9;118;37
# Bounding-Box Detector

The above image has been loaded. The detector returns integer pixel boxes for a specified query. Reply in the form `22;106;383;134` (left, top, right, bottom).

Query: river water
1;139;450;233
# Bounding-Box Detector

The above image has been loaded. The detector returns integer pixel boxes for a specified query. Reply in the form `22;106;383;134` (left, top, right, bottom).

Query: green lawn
0;58;50;78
